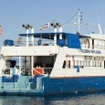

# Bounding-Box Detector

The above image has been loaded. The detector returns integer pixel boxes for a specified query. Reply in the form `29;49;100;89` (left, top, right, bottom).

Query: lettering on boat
78;49;101;54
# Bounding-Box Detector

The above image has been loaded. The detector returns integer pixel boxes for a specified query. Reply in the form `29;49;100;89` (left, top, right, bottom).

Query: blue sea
0;92;105;105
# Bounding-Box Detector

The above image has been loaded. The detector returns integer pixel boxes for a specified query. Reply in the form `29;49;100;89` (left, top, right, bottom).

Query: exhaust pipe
22;24;29;46
27;24;34;46
56;23;62;39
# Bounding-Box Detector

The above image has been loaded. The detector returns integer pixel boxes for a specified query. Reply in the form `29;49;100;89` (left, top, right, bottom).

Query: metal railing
3;40;54;47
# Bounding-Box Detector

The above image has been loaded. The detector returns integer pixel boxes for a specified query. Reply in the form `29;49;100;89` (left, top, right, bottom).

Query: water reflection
0;93;105;105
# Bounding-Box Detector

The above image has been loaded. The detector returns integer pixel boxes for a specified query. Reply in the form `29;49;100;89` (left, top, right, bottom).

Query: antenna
92;1;103;34
62;9;83;35
89;23;102;34
92;1;101;24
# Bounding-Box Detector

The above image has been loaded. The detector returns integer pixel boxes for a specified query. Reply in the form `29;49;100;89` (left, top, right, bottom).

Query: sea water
0;92;105;105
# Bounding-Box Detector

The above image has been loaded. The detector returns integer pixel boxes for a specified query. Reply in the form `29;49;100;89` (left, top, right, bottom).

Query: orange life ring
84;38;88;44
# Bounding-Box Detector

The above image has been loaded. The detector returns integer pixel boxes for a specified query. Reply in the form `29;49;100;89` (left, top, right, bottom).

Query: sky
0;0;105;48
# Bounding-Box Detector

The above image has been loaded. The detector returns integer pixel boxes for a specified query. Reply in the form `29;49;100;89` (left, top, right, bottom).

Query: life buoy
17;37;22;44
84;38;88;44
38;39;41;45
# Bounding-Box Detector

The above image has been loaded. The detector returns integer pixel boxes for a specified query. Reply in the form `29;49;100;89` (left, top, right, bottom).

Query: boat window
82;61;84;67
84;61;87;67
69;60;71;68
92;39;94;49
80;61;81;67
88;61;90;67
92;61;94;67
86;61;88;67
96;61;99;67
100;62;102;67
94;61;96;67
76;60;79;66
63;60;66;68
6;60;16;68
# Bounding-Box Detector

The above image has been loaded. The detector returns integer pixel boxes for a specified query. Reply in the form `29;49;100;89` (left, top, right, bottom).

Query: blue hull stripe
43;77;105;95
0;76;105;96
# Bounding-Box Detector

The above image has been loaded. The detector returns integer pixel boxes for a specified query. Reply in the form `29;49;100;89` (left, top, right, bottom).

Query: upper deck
1;32;105;57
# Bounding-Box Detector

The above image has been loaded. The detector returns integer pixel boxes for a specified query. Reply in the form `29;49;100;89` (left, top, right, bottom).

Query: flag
39;22;50;31
0;26;3;35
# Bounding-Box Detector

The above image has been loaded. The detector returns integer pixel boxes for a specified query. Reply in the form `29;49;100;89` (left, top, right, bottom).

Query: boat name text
79;49;101;54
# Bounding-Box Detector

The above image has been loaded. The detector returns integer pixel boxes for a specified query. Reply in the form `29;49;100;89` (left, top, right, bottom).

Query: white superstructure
0;9;105;80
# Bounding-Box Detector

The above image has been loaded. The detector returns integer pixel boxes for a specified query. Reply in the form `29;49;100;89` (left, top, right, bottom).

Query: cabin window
69;60;71;68
76;60;79;66
96;40;99;48
63;60;66;68
88;61;90;67
96;61;99;67
104;61;105;68
92;39;94;49
82;61;84;68
92;61;94;67
102;41;104;49
99;40;101;49
101;41;103;49
80;61;84;68
80;61;82;67
100;62;102;67
94;61;96;67
78;61;80;66
86;61;88;67
84;61;86;67
6;60;16;68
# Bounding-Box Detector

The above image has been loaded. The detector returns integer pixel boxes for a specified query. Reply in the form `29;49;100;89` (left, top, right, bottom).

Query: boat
0;9;105;96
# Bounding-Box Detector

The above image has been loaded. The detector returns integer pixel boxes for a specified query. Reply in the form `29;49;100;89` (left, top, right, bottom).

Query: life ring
84;38;88;44
17;37;22;44
38;39;41;45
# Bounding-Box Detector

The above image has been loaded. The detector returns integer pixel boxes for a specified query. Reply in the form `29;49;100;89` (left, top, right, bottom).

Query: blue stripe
42;77;105;95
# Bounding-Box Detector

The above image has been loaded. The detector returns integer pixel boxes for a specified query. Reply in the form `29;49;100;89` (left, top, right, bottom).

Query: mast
77;9;82;35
